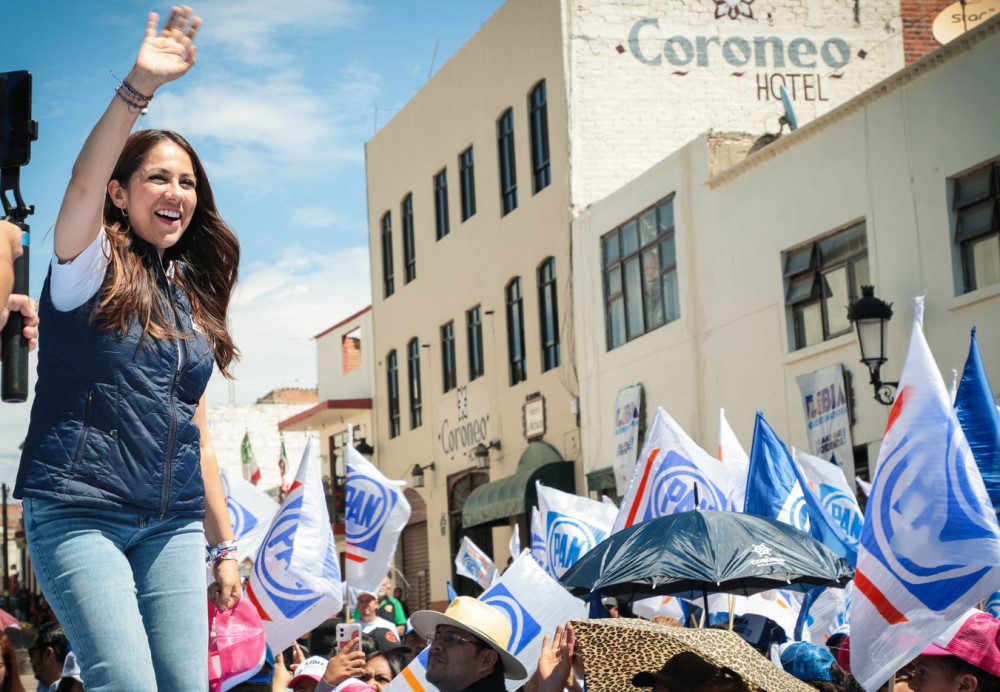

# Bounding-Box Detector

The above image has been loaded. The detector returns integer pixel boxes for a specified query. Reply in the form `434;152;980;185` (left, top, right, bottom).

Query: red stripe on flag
245;582;272;622
884;386;908;435
288;480;303;493
345;553;367;563
856;570;909;624
625;448;661;529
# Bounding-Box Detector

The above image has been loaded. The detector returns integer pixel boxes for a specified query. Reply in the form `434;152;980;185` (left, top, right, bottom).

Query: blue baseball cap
780;642;838;683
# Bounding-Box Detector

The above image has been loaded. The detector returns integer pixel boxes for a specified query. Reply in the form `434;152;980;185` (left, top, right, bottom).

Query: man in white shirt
357;590;396;634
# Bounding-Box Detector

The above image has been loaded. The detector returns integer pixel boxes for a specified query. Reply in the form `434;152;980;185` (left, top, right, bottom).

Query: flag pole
345;424;354;623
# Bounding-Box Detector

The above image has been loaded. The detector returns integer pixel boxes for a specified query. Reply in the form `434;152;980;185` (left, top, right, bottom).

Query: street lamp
473;440;502;470
847;285;898;406
411;462;435;488
354;438;375;461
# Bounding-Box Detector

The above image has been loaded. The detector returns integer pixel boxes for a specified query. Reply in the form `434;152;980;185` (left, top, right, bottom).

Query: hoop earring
121;207;128;218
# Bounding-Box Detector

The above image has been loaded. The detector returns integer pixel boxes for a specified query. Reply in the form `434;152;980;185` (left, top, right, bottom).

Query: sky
0;0;506;487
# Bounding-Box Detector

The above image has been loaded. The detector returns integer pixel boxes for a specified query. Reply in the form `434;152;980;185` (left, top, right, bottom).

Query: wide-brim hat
572;618;814;692
410;596;528;680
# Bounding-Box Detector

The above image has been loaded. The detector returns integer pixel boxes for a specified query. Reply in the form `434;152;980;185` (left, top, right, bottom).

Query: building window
386;349;400;438
954;161;1000;293
784;221;869;351
467;306;484;381
381;212;394;298
497;108;518;216
506;278;527;385
459;147;476;222
441;321;457;393
434;169;450;240
528;80;550;194
602;196;680;350
407;338;422;429
402;194;416;284
537;257;560;372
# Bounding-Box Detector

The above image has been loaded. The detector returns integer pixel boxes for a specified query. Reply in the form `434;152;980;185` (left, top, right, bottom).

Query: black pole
2;483;8;602
0;233;29;401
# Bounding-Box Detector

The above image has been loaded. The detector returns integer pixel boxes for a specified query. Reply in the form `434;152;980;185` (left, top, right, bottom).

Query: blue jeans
24;498;209;691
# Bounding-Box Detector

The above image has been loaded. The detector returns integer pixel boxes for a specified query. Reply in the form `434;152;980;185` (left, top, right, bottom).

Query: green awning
462;442;576;528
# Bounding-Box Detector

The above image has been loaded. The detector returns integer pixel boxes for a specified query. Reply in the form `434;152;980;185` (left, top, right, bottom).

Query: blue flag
446;580;458;602
955;328;1000;519
745;411;856;564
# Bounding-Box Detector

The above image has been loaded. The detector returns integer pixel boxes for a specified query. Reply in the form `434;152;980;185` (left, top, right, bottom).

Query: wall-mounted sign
612;385;643;495
439;386;489;455
933;0;999;44
627;17;850;102
523;395;546;440
795;364;854;477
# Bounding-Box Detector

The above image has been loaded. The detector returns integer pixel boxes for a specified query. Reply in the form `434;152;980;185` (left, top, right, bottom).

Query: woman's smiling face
109;140;197;256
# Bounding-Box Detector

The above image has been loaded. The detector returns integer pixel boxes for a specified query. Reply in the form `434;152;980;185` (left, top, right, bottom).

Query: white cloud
195;0;368;68
146;63;381;190
206;244;372;405
292;207;349;229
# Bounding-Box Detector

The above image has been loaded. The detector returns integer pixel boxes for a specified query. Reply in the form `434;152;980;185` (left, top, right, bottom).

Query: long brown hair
0;633;25;692
98;130;240;377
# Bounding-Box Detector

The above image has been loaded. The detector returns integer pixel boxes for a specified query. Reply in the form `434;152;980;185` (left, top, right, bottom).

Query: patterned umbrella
572;618;814;692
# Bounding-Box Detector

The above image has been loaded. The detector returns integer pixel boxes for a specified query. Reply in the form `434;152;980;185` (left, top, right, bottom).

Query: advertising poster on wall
795;364;855;483
612;384;643;495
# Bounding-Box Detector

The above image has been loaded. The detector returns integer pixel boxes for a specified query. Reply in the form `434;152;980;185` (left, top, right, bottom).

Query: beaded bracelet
206;539;238;566
114;86;149;115
110;71;153;115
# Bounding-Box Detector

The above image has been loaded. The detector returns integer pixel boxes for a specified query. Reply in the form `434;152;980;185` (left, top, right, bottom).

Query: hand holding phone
336;622;362;651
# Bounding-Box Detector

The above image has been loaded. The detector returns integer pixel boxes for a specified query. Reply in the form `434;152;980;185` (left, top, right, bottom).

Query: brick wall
901;0;951;62
342;335;363;375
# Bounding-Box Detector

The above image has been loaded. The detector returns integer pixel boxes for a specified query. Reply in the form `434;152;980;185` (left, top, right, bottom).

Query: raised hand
134;5;202;88
536;622;576;692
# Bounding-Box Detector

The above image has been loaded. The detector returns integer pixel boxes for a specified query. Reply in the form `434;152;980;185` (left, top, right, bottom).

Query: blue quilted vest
15;243;215;517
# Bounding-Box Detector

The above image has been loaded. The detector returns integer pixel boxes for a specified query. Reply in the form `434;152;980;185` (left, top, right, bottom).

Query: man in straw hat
410;596;529;692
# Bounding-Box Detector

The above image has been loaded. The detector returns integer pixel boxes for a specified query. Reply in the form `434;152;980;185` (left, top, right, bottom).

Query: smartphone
0;70;35;168
336;622;361;651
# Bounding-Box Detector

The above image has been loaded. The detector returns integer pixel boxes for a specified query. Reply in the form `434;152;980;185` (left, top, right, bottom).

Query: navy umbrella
558;510;853;615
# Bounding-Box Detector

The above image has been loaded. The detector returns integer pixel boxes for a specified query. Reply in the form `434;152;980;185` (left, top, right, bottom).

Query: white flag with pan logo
345;444;412;596
536;482;617;578
455;535;498;590
851;298;1000;692
614;407;736;533
389;550;587;692
221;467;279;564
246;436;343;652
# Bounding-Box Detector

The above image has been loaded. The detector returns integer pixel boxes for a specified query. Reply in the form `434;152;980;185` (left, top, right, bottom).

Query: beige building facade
364;0;918;609
573;17;1000;493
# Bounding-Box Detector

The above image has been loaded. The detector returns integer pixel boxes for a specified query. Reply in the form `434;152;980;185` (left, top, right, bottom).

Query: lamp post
354;437;375;461
473;440;501;469
847;285;898;405
411;462;435;488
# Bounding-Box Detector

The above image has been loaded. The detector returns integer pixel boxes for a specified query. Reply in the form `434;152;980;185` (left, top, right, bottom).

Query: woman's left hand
209;559;242;611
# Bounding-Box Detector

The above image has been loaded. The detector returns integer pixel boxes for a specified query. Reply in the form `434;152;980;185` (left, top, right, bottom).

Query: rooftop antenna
778;85;799;134
427;39;440;81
